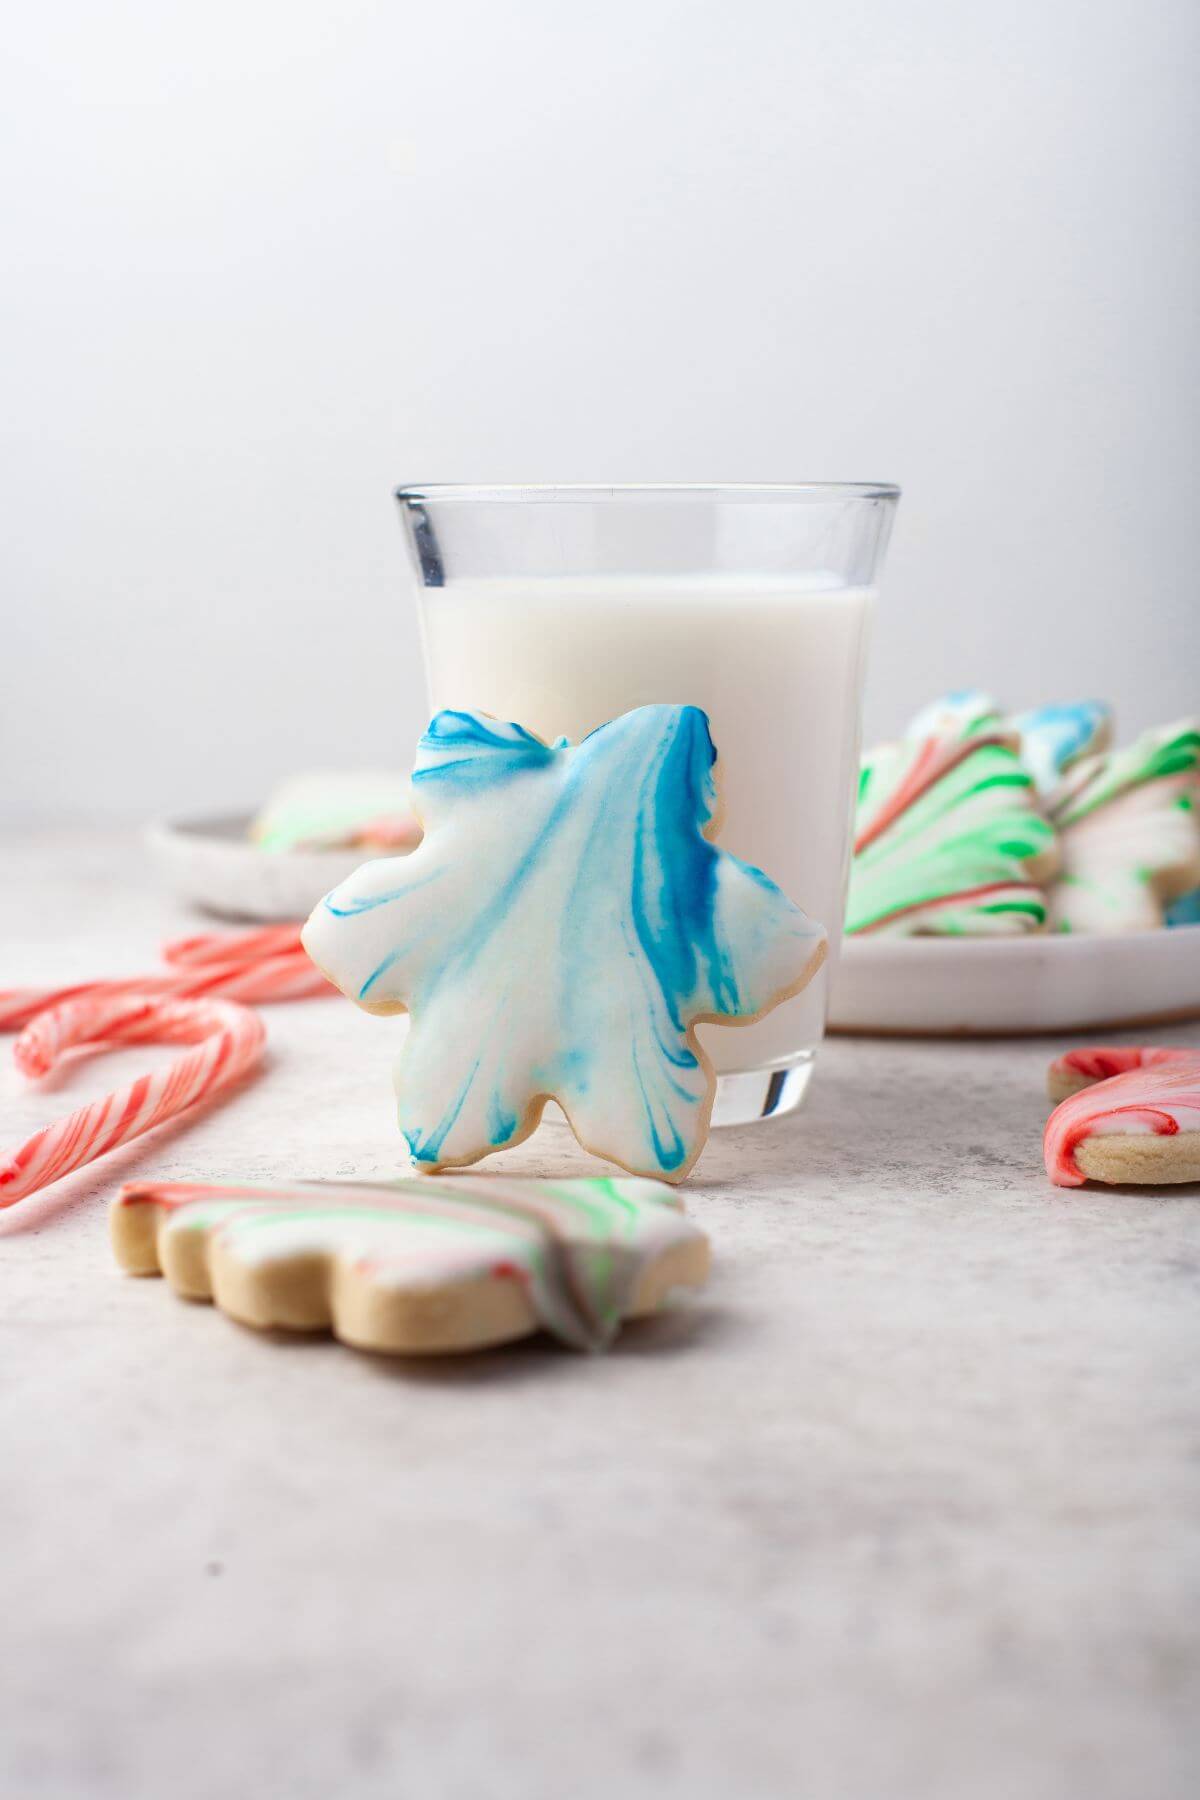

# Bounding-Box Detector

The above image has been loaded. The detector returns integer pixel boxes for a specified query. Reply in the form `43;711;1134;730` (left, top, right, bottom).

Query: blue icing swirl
1165;887;1200;928
1008;701;1111;795
302;704;825;1181
412;710;555;788
902;691;1111;798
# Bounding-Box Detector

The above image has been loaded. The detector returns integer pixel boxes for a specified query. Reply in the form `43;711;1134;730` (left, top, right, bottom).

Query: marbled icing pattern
905;689;1002;743
904;691;1112;794
847;732;1057;936
1044;1047;1200;1186
112;1175;709;1352
302;706;825;1180
870;694;1198;934
1046;720;1200;933
1007;701;1113;796
1046;1043;1197;1103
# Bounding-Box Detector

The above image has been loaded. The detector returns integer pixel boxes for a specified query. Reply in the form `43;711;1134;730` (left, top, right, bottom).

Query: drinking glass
396;483;899;1125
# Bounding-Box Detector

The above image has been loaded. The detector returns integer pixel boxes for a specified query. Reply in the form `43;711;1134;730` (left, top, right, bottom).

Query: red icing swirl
1044;1046;1200;1185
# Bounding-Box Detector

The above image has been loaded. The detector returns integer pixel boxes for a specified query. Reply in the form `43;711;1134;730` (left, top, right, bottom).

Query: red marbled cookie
1044;1045;1200;1186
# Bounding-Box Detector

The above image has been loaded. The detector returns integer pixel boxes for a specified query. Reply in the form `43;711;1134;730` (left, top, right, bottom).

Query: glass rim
395;481;900;505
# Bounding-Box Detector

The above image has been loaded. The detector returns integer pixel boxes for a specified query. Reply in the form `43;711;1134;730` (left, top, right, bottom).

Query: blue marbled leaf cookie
303;705;825;1181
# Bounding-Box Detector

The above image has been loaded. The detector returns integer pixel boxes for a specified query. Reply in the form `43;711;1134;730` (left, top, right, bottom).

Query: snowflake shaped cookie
302;705;825;1181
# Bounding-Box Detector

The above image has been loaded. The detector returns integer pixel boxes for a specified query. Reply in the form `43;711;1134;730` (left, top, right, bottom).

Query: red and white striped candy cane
0;946;329;1035
160;925;306;968
0;994;266;1207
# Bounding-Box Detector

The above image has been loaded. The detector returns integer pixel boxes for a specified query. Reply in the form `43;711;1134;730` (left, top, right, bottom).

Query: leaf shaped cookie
302;705;825;1180
847;731;1058;935
112;1175;710;1353
1045;720;1200;933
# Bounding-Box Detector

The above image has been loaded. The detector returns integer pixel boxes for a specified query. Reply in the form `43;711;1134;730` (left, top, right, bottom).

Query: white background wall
4;0;1198;823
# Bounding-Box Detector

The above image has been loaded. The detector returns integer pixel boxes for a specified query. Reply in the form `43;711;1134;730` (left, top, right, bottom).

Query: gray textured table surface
2;830;1198;1800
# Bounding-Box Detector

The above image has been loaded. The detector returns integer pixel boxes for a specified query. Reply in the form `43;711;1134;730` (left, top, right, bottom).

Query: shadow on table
203;1300;738;1385
339;1298;743;1388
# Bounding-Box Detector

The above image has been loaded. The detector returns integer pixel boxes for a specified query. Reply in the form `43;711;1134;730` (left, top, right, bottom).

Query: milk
417;574;873;1074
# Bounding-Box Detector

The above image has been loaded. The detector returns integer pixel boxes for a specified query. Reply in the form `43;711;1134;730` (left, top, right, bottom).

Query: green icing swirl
848;735;1056;936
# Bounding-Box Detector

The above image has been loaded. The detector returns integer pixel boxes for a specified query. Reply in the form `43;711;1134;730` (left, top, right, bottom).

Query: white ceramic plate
149;814;1200;1028
146;814;399;921
828;927;1200;1036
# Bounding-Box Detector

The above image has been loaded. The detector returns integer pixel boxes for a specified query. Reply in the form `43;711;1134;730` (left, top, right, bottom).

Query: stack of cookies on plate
847;692;1200;938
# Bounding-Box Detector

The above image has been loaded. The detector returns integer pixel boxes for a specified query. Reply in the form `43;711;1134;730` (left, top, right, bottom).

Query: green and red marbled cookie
112;1174;710;1355
1045;720;1200;934
850;693;1198;938
251;772;421;852
1044;1045;1200;1186
846;728;1058;936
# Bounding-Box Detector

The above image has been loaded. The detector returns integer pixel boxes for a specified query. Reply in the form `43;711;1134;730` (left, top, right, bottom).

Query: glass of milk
395;483;899;1126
